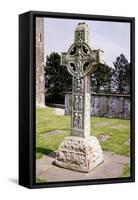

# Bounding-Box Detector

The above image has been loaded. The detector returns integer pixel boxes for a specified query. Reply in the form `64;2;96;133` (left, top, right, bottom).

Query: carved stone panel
73;77;84;93
55;136;104;172
73;95;83;111
84;93;90;136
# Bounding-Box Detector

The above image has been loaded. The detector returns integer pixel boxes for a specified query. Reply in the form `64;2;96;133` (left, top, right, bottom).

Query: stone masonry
65;92;130;119
55;23;104;172
36;17;45;107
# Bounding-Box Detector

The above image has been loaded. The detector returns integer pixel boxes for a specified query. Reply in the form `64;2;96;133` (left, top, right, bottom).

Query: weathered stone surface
47;130;64;135
98;134;110;142
54;136;104;172
65;92;130;119
111;154;130;164
36;17;45;107
99;97;108;115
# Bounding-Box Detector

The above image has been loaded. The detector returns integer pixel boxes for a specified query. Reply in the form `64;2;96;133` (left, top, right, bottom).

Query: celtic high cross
61;22;104;138
55;23;104;172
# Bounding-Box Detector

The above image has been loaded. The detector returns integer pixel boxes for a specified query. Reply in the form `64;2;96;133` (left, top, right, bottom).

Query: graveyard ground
36;107;130;180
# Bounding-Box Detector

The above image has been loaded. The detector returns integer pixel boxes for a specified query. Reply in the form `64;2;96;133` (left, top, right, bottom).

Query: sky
44;17;130;67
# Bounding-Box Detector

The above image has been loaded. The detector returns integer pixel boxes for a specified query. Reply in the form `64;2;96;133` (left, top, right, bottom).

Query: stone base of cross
54;22;104;172
55;136;103;172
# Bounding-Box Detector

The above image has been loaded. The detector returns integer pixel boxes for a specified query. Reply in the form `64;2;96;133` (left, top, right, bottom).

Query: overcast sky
44;17;130;67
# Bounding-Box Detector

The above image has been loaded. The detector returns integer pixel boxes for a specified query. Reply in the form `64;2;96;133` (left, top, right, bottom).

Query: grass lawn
121;164;130;177
36;107;130;160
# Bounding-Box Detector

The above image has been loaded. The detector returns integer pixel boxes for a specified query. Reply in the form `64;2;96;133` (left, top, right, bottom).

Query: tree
91;63;112;93
45;52;72;104
124;63;131;92
112;54;130;94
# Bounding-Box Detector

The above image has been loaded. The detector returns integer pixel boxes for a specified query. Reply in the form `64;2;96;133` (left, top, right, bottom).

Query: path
54;108;65;116
36;151;130;182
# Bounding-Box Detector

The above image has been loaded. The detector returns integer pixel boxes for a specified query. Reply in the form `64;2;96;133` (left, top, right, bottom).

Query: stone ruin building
36;17;45;107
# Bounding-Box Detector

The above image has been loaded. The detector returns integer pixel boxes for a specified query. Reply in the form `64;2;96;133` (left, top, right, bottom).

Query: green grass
36;107;130;159
121;164;130;177
91;117;130;156
36;107;70;159
36;177;46;183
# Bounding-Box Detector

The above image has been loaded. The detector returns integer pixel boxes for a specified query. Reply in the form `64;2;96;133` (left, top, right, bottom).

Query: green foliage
45;52;72;104
36;107;130;159
45;52;130;98
91;64;112;93
125;63;131;88
112;54;130;93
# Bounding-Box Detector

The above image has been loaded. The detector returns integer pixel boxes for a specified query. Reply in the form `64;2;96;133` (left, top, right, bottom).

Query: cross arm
92;49;105;66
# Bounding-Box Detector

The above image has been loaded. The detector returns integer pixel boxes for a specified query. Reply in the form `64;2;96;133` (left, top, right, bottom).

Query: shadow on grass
36;147;54;156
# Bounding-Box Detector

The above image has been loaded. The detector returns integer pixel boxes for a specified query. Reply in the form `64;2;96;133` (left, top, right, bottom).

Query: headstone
55;23;104;172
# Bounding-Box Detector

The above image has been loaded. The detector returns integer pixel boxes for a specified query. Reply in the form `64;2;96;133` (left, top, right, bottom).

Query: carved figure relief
73;112;78;128
74;78;83;93
74;95;83;111
58;138;86;166
79;96;83;111
78;113;82;129
76;30;85;43
57;136;103;169
74;95;79;110
76;79;82;92
73;112;83;130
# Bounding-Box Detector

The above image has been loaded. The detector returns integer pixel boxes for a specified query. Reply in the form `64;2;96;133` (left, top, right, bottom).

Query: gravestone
55;23;104;172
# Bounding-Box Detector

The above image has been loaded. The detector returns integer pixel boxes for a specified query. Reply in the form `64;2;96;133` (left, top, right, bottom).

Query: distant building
36;17;45;107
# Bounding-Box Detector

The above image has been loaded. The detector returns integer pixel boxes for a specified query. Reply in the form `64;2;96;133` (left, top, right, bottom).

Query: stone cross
61;22;104;138
55;23;104;172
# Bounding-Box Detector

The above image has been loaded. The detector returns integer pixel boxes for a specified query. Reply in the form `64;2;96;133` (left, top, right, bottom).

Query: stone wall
36;17;45;107
65;92;130;119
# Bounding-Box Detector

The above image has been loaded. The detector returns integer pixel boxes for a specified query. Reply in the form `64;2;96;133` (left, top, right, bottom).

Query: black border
19;11;135;189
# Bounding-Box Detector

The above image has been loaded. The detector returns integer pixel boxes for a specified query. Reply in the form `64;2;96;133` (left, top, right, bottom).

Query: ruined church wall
65;92;130;119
